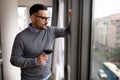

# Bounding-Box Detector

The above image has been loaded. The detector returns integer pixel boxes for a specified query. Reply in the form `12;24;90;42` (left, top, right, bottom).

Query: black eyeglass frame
34;15;50;21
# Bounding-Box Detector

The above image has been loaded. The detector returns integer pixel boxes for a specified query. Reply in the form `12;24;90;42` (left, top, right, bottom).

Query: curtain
52;0;65;80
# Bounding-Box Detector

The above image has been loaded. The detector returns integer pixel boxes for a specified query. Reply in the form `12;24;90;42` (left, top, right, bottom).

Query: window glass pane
18;7;27;31
91;0;120;80
47;7;52;26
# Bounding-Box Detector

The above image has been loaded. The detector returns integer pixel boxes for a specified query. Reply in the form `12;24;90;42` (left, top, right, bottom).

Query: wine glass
43;49;53;55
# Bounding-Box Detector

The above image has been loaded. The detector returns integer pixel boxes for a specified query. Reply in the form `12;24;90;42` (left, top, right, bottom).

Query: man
10;4;70;80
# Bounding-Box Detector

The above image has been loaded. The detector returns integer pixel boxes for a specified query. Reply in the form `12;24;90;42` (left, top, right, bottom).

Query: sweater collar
28;23;40;33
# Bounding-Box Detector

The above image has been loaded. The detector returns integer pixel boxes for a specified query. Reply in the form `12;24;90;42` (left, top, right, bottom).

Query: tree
111;47;120;61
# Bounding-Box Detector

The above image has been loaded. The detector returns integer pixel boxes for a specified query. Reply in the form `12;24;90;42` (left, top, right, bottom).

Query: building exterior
93;14;120;51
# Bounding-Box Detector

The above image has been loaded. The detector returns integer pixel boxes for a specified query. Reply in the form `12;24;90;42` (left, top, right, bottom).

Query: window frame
64;0;93;80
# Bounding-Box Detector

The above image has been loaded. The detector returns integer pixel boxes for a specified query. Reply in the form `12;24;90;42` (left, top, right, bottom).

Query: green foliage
111;47;120;61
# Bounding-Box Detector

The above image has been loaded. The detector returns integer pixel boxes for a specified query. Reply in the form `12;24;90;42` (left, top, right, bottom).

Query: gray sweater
10;26;67;80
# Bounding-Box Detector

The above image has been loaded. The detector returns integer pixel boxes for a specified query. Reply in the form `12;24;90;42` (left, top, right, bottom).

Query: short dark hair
29;4;47;16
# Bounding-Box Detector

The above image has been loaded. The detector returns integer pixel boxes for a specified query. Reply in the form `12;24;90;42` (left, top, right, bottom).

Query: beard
39;25;47;30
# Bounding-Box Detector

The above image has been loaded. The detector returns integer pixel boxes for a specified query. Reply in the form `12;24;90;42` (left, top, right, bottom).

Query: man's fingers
37;54;49;65
68;9;72;16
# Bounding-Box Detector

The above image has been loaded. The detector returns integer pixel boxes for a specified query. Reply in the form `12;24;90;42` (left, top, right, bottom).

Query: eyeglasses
34;15;50;21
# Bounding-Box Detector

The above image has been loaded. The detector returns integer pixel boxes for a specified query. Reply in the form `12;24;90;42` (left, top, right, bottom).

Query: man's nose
45;20;48;24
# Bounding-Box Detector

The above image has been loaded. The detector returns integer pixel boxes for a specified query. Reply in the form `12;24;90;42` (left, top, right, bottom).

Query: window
18;7;27;31
91;0;120;80
47;7;52;26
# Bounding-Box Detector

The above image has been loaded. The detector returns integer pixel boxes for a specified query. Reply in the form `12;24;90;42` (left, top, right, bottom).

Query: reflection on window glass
91;0;120;80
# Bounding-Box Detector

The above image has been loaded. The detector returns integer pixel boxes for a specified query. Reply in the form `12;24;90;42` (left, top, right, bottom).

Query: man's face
31;10;49;30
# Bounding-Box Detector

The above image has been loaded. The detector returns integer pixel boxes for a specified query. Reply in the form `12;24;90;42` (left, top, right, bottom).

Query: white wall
18;0;52;6
1;0;20;80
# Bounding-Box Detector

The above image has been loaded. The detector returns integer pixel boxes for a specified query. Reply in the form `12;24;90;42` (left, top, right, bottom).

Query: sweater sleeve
51;26;70;38
10;34;37;68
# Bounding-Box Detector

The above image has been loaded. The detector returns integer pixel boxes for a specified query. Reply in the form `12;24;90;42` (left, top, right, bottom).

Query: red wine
43;49;53;54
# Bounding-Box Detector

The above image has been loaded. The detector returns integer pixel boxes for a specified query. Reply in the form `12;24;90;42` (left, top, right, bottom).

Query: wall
18;0;52;6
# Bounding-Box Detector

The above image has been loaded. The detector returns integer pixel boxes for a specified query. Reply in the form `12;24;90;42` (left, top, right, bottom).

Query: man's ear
30;15;36;22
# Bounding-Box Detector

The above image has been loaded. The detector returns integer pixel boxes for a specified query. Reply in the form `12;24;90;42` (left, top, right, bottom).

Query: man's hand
68;9;72;17
37;54;48;65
